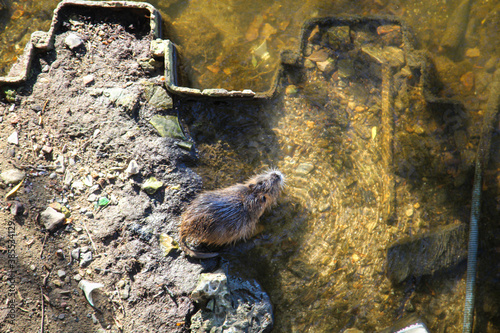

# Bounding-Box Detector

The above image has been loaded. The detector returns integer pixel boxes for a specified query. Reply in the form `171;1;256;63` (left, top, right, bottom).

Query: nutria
180;169;285;258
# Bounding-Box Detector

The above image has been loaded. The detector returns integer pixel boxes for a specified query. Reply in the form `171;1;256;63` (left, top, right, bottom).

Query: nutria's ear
248;183;255;190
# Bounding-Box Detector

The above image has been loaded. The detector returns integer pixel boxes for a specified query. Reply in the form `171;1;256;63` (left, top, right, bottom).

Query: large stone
1;168;25;184
386;223;468;284
40;207;66;231
190;265;273;333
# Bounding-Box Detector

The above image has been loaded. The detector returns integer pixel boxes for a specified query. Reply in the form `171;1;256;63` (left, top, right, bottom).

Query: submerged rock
190;265;273;333
386;223;467;284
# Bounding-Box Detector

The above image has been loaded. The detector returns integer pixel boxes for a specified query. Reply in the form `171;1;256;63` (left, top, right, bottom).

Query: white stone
125;160;140;177
72;180;85;191
82;74;94;86
65;33;83;50
7;131;18;145
1;168;25;184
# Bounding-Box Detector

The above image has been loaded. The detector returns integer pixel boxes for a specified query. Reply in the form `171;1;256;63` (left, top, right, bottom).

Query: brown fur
180;170;285;258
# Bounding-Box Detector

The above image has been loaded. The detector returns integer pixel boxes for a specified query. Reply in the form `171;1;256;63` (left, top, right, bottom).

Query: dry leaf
308;25;320;42
306;49;329;62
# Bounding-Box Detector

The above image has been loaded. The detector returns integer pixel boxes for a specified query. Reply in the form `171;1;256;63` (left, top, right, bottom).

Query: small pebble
89;185;100;193
72;180;85;191
465;47;480;58
120;286;130;300
125;159;140;177
57;270;66;279
7;131;18;145
56;249;65;259
55;155;65;174
65;33;83;50
82;74;95;86
41;145;53;154
30;264;36;271
285;85;298;96
73;274;82;282
9;201;24;216
405;208;414;217
485;57;498;73
80;251;93;268
87;194;97;202
296;163;315;175
71;248;80;261
58;313;66;320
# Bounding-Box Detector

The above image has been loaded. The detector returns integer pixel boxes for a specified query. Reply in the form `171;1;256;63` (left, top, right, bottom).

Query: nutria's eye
257;181;263;186
261;196;267;203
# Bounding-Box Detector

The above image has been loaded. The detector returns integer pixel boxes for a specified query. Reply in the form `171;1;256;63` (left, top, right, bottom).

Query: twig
39;234;48;258
40;287;45;333
42;269;51;288
113;315;123;331
41;99;49;114
82;219;98;254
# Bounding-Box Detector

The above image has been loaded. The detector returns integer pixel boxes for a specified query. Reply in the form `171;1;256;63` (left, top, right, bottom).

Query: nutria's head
245;169;285;211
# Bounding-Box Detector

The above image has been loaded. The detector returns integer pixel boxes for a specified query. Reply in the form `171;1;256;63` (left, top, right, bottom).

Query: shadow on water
173;19;500;330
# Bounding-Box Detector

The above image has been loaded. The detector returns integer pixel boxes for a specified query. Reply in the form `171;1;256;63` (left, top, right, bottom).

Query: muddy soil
0;8;211;333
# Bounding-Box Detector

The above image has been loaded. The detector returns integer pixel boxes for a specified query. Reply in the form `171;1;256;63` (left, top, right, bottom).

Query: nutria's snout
270;170;285;189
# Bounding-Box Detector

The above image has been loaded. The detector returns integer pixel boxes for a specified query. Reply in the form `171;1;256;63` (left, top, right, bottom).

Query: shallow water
2;0;500;332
